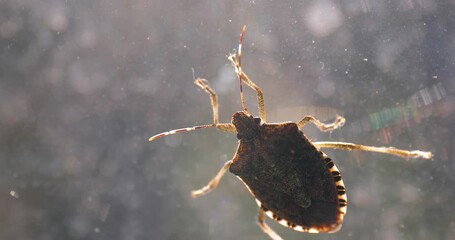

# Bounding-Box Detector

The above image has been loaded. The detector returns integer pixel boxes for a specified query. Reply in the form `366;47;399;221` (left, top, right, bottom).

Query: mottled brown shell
229;114;347;233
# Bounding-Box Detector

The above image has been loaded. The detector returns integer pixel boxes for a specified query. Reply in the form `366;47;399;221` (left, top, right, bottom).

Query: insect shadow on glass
149;26;432;240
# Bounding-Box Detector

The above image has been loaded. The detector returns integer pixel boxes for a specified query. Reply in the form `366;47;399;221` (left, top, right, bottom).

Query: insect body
230;112;347;234
149;26;432;240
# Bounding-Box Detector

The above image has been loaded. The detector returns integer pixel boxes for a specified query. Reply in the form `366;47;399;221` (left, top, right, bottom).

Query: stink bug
149;26;432;240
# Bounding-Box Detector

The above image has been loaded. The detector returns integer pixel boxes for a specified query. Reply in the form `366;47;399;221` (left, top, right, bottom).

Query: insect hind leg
258;208;284;240
313;141;432;159
297;115;345;131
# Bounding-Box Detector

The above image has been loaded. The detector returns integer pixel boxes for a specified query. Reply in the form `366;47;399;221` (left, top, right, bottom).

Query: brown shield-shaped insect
149;26;432;240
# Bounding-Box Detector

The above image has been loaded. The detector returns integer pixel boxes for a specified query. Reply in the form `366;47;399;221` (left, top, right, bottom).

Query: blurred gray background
1;0;454;239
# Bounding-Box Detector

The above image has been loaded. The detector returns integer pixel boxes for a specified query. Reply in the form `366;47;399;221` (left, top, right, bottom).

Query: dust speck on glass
1;1;453;240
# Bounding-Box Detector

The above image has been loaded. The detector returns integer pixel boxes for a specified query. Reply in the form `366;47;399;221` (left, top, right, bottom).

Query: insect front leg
228;55;267;123
149;77;237;141
313;141;432;159
297;115;345;131
191;160;233;198
194;78;236;133
194;78;220;124
258;208;284;240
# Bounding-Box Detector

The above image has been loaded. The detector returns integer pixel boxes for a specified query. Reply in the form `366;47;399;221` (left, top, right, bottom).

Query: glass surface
1;1;453;239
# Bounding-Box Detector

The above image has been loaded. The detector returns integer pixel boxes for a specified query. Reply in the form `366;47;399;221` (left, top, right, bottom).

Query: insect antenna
238;25;248;113
149;124;216;141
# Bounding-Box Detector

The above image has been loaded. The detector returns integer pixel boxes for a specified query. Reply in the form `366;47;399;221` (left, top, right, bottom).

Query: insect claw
411;150;433;159
335;115;346;127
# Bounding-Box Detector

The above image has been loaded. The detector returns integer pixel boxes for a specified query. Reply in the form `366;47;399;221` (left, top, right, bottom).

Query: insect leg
191;160;233;198
194;78;220;124
258;208;284;240
297;115;345;131
193;77;237;133
313;141;432;159
149;77;237;141
193;78;237;133
228;52;267;123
